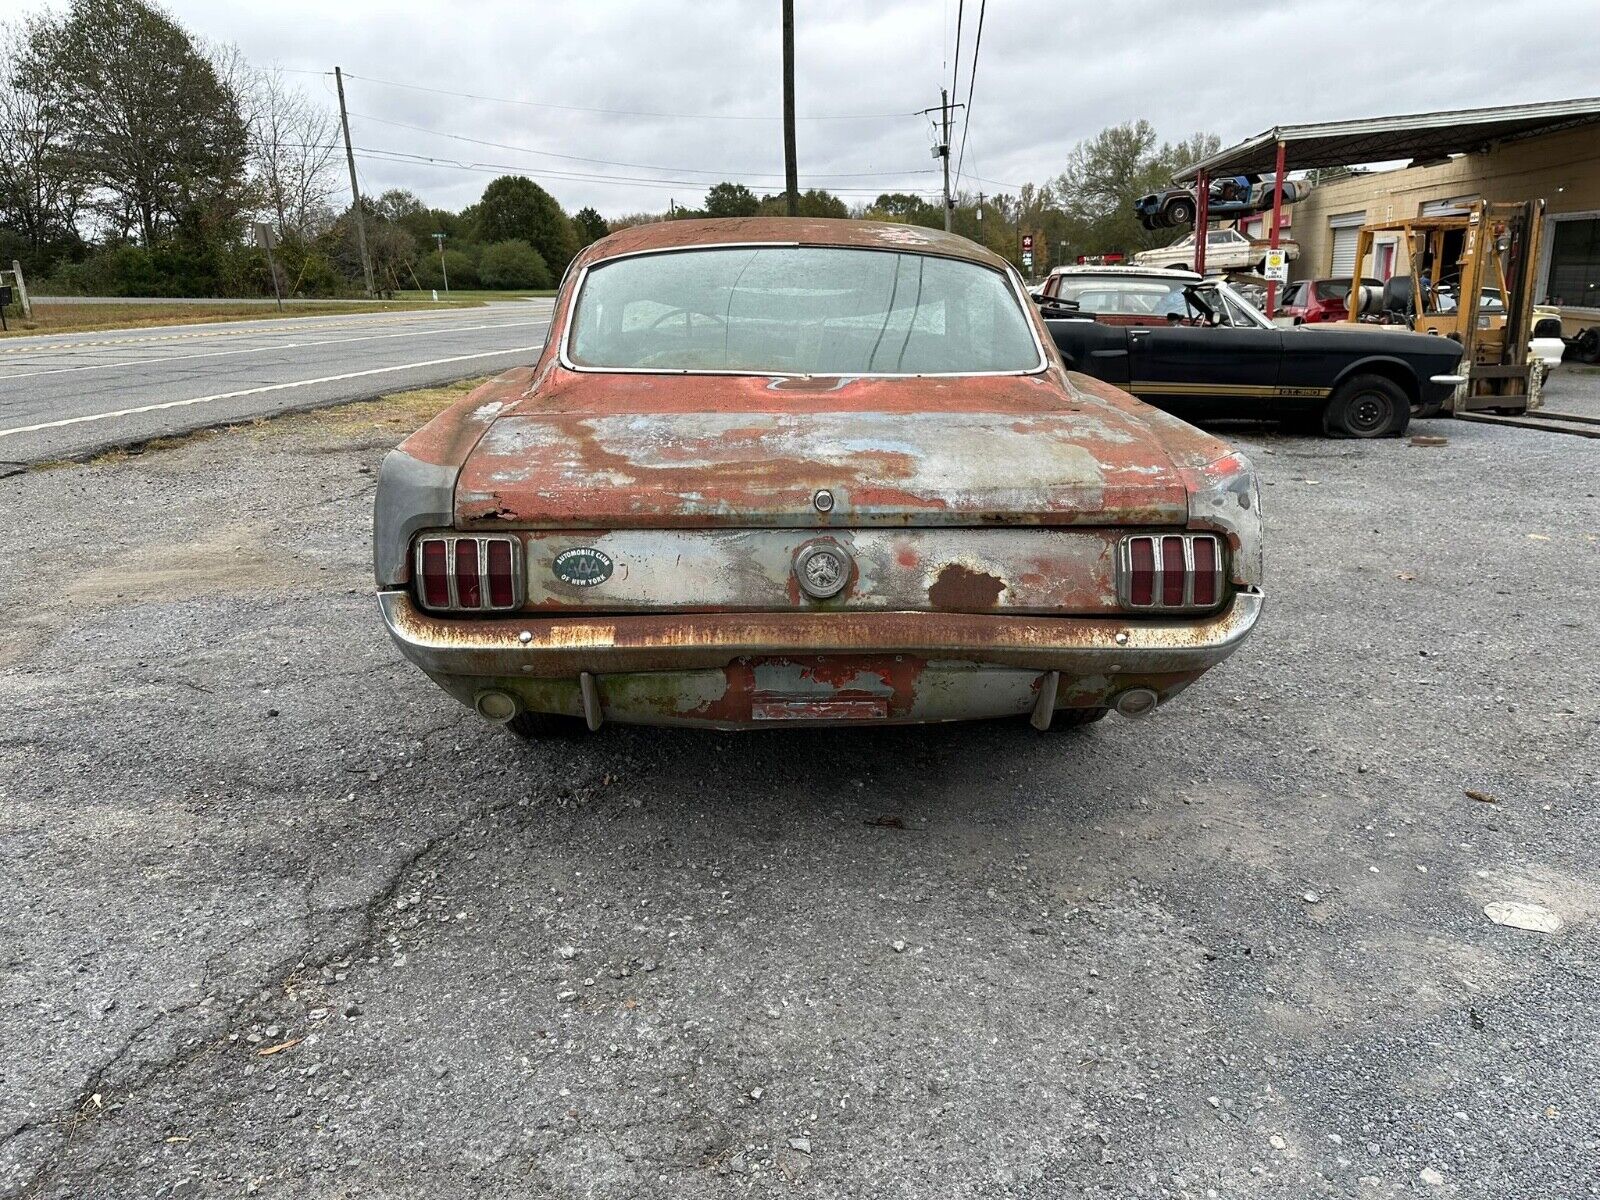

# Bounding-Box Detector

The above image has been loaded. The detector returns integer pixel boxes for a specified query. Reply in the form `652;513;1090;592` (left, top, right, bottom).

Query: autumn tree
21;0;250;247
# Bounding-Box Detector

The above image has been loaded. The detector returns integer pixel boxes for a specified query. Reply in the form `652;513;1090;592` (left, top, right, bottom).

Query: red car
1278;277;1381;324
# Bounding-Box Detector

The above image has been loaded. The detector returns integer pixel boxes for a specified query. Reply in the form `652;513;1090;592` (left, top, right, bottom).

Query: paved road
0;301;552;465
1;391;1596;1196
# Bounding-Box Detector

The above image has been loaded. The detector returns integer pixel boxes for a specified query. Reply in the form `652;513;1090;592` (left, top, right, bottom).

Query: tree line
0;0;1217;298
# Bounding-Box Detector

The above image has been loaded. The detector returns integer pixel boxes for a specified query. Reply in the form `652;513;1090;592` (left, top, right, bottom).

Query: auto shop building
1178;98;1600;330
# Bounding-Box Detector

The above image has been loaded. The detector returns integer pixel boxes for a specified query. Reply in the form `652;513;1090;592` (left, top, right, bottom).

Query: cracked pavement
1;377;1598;1198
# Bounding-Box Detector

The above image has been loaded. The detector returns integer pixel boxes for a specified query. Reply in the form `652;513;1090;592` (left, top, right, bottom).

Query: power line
335;70;918;122
953;0;986;193
950;0;965;112
349;147;939;197
346;110;934;182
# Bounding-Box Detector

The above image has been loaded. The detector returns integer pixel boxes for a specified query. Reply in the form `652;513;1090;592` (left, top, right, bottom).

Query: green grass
0;298;484;338
391;288;556;302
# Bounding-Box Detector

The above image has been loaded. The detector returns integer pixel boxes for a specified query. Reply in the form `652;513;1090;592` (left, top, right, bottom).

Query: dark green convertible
1038;267;1466;437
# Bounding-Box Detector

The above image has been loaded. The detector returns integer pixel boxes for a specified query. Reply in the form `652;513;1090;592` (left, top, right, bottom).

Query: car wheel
1322;374;1410;438
505;710;586;739
1165;198;1195;227
1040;707;1108;731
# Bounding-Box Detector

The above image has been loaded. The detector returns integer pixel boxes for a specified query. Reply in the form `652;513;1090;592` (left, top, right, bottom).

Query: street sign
1021;251;1034;269
1021;234;1034;252
252;222;278;250
1263;247;1289;283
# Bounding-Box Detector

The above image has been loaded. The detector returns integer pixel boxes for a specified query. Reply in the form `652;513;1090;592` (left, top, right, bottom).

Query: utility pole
782;0;798;216
334;66;375;298
940;87;952;232
432;233;450;295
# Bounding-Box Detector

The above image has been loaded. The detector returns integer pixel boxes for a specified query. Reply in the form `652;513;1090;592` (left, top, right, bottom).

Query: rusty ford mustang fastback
374;218;1263;734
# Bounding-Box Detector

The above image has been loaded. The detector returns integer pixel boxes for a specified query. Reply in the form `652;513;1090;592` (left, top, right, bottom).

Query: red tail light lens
1160;536;1186;606
1128;537;1155;606
413;535;521;612
486;540;514;607
454;540;482;608
1119;534;1225;611
420;539;450;609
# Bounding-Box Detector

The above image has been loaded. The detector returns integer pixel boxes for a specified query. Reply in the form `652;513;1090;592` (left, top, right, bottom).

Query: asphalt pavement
0;301;552;466
0;377;1597;1198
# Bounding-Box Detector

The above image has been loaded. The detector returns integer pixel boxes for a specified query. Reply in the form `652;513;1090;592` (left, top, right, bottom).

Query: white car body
1132;227;1300;274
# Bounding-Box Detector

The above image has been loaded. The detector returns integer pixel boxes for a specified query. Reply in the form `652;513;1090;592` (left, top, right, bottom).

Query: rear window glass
566;246;1041;375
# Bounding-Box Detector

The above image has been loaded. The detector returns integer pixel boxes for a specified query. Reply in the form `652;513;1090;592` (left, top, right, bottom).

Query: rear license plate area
751;697;890;721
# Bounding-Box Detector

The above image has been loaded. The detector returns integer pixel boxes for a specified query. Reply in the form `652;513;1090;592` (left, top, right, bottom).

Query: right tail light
1118;534;1224;611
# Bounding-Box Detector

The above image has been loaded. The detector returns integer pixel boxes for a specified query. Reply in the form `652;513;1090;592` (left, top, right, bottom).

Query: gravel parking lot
2;375;1597;1199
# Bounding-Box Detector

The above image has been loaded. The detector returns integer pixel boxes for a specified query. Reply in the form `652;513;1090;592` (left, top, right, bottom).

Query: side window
1281;283;1302;307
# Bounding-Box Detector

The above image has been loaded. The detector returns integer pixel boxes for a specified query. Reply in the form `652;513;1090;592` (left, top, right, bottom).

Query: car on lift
1035;265;1466;437
1135;175;1311;230
374;220;1263;736
1130;227;1300;275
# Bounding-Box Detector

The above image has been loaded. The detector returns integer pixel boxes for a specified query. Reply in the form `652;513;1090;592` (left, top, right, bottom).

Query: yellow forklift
1346;199;1545;414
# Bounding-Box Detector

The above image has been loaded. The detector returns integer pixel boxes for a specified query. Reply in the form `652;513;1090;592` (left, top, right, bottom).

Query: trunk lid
454;371;1188;529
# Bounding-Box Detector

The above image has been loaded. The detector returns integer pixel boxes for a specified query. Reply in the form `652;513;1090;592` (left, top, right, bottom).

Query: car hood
453;370;1191;529
1285;325;1465;359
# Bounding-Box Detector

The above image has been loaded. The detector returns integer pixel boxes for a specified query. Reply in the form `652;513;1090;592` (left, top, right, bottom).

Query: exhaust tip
1114;687;1159;719
474;690;519;722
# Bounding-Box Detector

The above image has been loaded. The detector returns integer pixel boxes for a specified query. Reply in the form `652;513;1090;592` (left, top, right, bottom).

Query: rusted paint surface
503;527;1129;615
380;591;1262;681
927;563;1007;611
455;386;1193;530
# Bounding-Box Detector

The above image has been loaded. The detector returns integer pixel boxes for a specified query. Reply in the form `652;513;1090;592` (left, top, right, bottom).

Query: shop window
1545;218;1600;308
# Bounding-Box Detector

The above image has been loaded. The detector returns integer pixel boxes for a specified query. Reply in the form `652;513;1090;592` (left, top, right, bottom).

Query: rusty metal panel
455;396;1191;529
509;527;1131;614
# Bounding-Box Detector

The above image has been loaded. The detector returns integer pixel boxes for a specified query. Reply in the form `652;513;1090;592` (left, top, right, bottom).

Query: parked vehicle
1278;277;1382;324
375;221;1264;734
1131;227;1300;274
1037;266;1466;437
1135;175;1311;230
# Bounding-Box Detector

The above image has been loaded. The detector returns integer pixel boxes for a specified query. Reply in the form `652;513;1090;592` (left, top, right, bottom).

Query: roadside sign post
1262;247;1289;284
433;232;450;296
1021;234;1034;277
1265;140;1287;315
253;223;283;313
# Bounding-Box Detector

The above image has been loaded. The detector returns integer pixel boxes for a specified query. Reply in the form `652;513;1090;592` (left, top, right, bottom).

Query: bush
416;247;478;291
478;239;550;290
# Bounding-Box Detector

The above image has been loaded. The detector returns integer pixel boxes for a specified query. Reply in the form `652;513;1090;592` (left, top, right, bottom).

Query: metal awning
1174;96;1600;181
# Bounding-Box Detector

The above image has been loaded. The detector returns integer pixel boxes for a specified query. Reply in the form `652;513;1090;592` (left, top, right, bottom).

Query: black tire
1165;198;1195;227
505;710;586;739
1041;707;1108;731
1322;374;1410;438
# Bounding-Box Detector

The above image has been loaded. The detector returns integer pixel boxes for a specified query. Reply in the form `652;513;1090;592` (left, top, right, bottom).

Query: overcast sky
14;0;1600;217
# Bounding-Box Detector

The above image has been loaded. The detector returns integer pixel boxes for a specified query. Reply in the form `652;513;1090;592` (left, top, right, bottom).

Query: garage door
1329;213;1365;276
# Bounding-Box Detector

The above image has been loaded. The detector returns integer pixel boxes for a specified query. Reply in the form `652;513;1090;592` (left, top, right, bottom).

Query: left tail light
413;534;522;612
1117;534;1225;611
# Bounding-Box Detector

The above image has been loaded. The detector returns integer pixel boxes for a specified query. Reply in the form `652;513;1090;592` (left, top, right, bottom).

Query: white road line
0;317;550;383
0;349;535;439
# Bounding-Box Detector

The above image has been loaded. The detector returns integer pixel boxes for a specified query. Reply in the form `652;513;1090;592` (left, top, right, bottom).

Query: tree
861;192;942;229
572;206;609;246
1052;121;1220;256
22;0;250;248
478;239;550;290
704;182;760;218
0;21;85;272
758;188;847;219
473;176;577;276
245;64;340;238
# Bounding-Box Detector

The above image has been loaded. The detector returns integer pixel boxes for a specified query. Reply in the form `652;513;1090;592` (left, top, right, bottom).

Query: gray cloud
13;0;1599;216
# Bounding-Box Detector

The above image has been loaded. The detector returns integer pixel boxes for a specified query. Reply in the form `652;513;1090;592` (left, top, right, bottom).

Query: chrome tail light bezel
1116;533;1226;612
413;533;524;613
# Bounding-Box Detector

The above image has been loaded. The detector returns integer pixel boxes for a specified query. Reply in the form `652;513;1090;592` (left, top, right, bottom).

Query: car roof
577;217;1014;272
1048;265;1202;282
